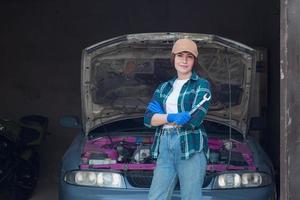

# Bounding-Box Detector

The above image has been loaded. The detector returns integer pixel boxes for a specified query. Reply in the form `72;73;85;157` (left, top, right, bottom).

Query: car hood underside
81;33;256;136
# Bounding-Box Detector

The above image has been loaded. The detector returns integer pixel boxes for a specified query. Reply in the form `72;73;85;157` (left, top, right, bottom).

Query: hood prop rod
225;48;233;169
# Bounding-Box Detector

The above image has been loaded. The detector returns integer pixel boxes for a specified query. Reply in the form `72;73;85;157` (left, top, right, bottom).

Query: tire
11;150;40;200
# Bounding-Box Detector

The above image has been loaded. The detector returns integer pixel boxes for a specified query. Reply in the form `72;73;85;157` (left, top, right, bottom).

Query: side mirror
249;117;266;131
59;116;81;128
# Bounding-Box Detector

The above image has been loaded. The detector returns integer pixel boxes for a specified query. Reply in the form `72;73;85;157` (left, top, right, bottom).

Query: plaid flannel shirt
144;71;212;160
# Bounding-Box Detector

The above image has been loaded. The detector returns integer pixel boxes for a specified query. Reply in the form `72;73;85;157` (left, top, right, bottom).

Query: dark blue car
59;33;277;200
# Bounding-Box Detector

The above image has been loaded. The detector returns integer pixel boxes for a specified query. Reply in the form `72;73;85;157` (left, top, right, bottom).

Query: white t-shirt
163;78;189;128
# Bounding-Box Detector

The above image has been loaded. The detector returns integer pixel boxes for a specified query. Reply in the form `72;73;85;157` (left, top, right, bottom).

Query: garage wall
281;0;300;199
0;0;280;195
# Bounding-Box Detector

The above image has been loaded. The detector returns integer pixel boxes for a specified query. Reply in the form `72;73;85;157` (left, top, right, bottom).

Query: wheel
11;150;40;200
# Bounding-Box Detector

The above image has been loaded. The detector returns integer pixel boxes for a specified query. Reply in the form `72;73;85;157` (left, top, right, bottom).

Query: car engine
80;135;255;172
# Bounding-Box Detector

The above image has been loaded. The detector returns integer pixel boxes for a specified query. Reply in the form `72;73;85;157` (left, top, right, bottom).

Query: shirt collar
190;71;199;81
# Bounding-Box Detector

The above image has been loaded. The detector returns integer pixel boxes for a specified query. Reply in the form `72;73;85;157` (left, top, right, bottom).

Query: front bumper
59;181;276;200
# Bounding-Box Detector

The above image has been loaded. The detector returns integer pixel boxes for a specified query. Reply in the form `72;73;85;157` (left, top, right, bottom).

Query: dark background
0;0;280;199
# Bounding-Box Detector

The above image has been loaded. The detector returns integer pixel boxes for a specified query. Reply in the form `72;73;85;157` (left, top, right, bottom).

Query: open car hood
81;33;257;136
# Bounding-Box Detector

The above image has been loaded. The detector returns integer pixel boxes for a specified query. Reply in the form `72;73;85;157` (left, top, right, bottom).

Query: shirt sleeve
184;79;212;129
144;84;163;128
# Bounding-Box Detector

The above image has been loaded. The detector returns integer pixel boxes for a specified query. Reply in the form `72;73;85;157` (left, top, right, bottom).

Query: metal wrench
189;93;211;115
166;93;211;127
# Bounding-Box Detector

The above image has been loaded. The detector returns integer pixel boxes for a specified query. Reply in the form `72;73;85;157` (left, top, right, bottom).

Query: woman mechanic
144;38;212;200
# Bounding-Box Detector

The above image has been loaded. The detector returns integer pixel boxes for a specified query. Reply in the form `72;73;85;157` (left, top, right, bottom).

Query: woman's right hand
167;112;191;125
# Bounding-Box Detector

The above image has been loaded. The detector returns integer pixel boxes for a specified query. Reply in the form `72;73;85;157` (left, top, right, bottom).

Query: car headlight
214;172;272;189
64;171;126;188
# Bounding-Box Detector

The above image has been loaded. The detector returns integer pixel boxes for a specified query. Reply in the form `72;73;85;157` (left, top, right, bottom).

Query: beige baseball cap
171;38;198;58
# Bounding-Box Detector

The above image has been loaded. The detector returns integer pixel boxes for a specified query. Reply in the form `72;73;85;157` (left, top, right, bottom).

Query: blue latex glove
147;100;164;114
167;112;191;125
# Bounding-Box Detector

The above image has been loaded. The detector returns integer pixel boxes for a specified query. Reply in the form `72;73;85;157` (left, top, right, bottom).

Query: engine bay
80;135;256;172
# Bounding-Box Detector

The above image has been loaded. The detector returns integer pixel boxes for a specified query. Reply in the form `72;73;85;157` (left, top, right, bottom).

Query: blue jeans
148;128;207;200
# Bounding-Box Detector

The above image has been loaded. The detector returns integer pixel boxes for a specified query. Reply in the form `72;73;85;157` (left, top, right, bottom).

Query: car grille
125;170;213;189
126;171;154;189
